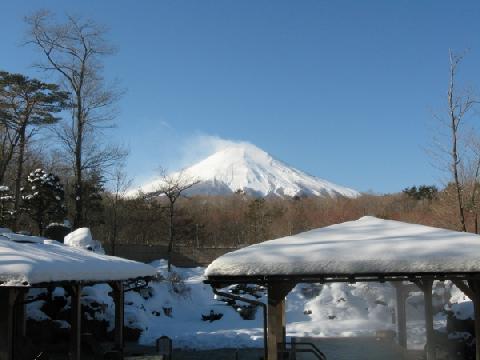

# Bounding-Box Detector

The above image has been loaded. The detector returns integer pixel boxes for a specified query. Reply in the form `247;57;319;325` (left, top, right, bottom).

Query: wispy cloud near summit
175;134;255;171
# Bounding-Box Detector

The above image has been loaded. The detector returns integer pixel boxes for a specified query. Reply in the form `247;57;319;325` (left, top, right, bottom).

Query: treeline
93;184;475;253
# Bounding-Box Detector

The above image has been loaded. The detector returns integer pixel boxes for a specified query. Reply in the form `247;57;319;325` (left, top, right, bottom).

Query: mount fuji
135;143;360;198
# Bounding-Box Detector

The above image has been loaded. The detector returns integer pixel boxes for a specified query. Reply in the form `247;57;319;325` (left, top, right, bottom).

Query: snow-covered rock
64;228;104;253
133;143;359;198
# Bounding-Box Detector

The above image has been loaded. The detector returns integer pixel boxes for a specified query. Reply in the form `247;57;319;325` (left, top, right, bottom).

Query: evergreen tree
22;169;65;235
0;185;14;227
0;71;67;226
81;173;106;228
403;185;438;201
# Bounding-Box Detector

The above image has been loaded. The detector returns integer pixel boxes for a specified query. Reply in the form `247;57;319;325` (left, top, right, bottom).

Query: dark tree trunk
167;201;174;272
0;135;19;185
13;127;26;231
111;194;118;256
73;93;83;229
452;130;467;232
448;53;467;232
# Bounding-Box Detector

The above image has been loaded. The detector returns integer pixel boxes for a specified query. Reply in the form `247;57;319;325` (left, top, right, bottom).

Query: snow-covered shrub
166;271;191;298
44;222;71;242
229;283;265;299
211;284;266;321
299;283;322;299
201;310;223;322
236;304;257;320
137;286;154;300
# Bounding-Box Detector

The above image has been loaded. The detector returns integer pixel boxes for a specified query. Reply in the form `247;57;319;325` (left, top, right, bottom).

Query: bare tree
150;169;199;271
25;10;123;228
107;165;132;256
445;50;477;231
460;135;480;233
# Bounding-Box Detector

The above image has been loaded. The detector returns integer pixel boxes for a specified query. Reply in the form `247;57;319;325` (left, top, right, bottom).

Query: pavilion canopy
0;236;156;286
206;216;480;279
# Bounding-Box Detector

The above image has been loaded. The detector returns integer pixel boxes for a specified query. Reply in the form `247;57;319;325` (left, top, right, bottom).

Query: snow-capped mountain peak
136;143;360;198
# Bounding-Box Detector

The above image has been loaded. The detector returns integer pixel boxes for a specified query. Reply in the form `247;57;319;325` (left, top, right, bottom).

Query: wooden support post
4;288;16;360
112;281;125;351
452;279;480;360
12;288;27;359
70;284;82;360
416;280;435;360
394;284;407;349
14;288;26;339
267;283;293;360
0;288;24;360
423;280;435;360
291;337;297;360
469;280;480;360
474;290;480;360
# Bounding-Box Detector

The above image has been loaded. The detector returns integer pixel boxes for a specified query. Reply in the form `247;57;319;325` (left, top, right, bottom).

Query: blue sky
1;1;480;193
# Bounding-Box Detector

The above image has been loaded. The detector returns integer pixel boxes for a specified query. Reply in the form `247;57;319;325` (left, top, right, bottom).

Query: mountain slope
136;143;360;198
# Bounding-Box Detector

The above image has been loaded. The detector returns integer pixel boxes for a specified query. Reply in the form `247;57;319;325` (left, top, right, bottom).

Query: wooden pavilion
205;216;480;360
0;233;156;359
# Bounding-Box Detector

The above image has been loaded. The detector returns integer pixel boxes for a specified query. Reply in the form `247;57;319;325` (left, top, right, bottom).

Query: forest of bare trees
94;185;473;251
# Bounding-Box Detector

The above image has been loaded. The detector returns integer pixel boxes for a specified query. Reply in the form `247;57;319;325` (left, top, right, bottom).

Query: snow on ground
108;260;469;350
24;259;473;350
132;260;263;349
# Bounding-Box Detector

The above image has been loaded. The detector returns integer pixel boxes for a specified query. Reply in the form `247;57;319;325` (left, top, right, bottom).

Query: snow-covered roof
206;216;480;279
0;237;156;286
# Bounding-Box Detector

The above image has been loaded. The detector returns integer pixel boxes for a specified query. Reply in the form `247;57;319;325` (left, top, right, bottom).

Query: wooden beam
112;281;124;351
70;284;82;360
452;279;474;299
267;283;293;360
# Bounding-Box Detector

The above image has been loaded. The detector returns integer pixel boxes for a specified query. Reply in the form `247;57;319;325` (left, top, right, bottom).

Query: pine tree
81;173;106;228
0;186;14;228
0;71;67;227
22;169;66;235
